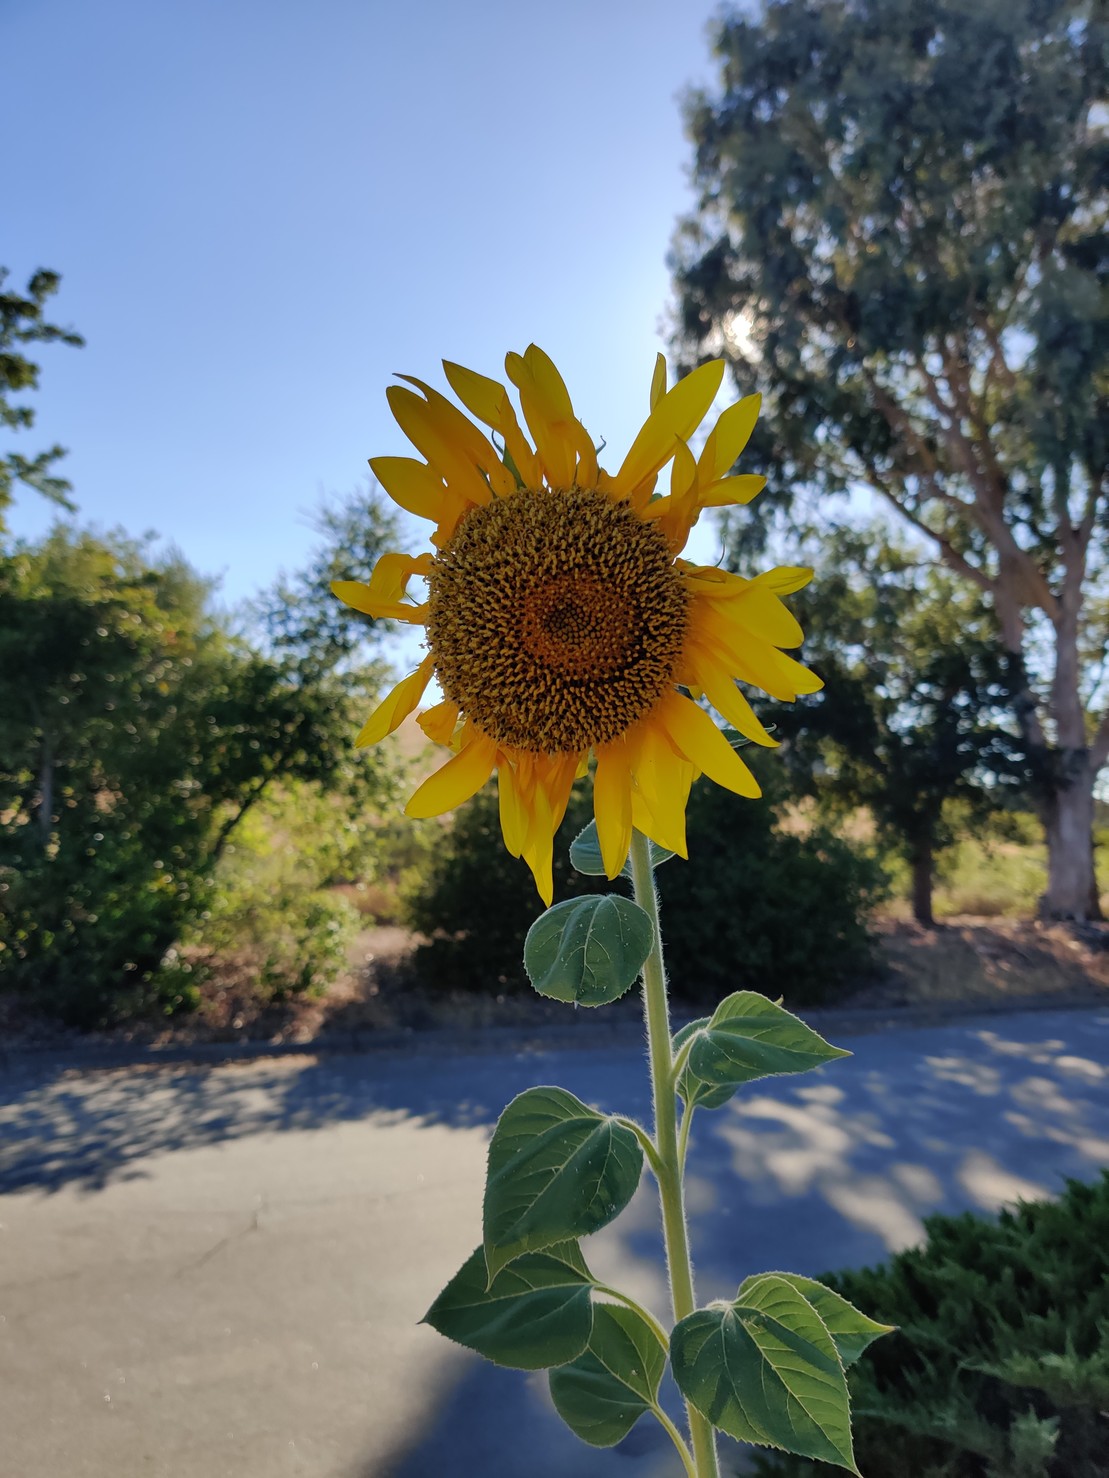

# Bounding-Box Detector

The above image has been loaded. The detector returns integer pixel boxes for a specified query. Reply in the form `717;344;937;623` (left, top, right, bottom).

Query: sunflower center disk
426;486;689;754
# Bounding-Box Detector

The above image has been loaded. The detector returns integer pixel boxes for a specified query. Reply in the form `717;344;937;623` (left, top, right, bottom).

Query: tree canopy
0;268;83;528
672;0;1108;917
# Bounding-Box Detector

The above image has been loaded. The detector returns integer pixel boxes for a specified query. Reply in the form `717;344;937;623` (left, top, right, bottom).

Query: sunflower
334;346;821;903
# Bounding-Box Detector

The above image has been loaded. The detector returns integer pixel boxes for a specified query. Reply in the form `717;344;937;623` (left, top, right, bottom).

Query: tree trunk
1039;750;1103;921
909;837;936;928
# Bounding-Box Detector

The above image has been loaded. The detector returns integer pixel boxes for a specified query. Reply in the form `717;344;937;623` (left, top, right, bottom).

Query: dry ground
4;914;1108;1055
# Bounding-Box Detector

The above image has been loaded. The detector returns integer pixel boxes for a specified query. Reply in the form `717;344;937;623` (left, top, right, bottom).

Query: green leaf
740;1273;894;1368
677;991;851;1110
483;1086;644;1281
673;1017;734;1109
670;1276;859;1472
549;1303;666;1447
524;894;653;1006
569;819;675;877
423;1241;595;1370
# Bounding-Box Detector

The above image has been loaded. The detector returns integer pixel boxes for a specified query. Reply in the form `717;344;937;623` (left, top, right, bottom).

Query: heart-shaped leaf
549;1303;666;1447
423;1241;594;1370
524;895;653;1006
483;1086;644;1281
740;1273;894;1369
677;992;850;1111
569;819;675;877
670;1275;859;1472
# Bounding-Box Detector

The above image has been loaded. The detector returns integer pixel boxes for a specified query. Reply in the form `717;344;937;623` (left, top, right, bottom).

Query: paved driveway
2;1008;1109;1477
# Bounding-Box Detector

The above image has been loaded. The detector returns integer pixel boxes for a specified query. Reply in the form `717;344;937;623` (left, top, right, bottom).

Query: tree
770;523;1026;925
0;268;83;528
671;0;1109;918
0;525;394;1024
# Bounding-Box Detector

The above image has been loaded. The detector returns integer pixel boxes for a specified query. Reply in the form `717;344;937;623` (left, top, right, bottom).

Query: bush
657;778;886;1008
749;1173;1109;1478
404;782;608;993
404;756;886;1006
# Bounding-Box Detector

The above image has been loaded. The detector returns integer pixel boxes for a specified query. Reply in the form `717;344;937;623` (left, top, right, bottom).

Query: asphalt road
3;1008;1109;1478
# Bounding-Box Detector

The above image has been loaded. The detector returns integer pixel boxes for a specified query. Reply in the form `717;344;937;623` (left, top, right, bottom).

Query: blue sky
6;0;739;631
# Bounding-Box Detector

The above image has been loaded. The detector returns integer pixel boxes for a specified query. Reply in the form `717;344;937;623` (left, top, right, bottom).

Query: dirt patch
845;916;1109;1010
4;917;1109;1056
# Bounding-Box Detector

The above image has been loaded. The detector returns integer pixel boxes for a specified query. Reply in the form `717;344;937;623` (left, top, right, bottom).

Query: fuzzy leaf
740;1273;894;1368
483;1087;643;1281
524;894;652;1006
677;992;851;1110
549;1303;666;1447
424;1242;595;1369
670;1275;859;1472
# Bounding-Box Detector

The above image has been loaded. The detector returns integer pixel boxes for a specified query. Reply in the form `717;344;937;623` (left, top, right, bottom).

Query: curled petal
356;656;435;747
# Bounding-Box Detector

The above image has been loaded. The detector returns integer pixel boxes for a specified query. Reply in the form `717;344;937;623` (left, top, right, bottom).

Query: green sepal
670;1275;860;1472
524;894;653;1006
740;1272;895;1368
569;819;675;877
483;1086;644;1282
676;991;851;1110
423;1241;594;1370
549;1303;666;1447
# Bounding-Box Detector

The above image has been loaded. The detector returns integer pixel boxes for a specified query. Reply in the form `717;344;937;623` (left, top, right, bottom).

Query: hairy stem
629;830;720;1478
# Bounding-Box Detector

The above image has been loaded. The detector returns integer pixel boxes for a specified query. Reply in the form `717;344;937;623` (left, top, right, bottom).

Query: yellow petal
369;456;462;526
698;394;760;480
519;759;557;904
594;741;633;878
404;732;498;818
355;656;435;747
682;638;777;747
387;385;494;507
755;566;814;597
505;348;577;489
612;360;725;503
332;550;433;622
655;691;761;799
497;758;528;858
442;360;540;488
650;353;667;411
417;699;460;746
397;377;516;497
628;720;691;856
698;473;767;508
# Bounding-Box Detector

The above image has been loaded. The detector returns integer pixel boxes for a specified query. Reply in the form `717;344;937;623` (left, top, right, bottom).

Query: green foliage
524;894;653;1006
548;1303;667;1448
0;267;84;526
482;1086;643;1281
658;774;887;1007
675;991;852;1112
671;1274;860;1472
405;763;885;1005
750;1173;1109;1478
0;524;392;1025
766;523;1027;923
423;1241;596;1370
671;0;1109;918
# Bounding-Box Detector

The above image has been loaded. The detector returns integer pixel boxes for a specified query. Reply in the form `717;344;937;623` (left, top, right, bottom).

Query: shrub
404;757;886;1005
749;1173;1109;1478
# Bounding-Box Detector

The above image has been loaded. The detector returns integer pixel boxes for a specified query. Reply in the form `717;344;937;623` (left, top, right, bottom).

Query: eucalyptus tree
671;0;1108;918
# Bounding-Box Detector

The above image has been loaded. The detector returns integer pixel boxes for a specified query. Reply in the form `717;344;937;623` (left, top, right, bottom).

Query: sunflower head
333;346;820;902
